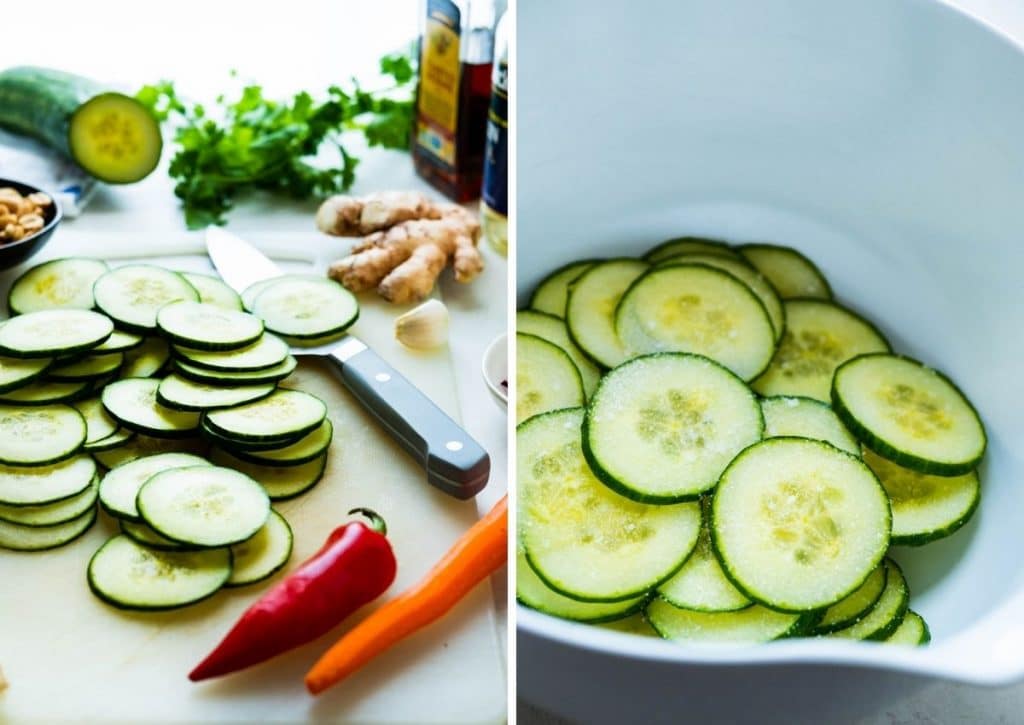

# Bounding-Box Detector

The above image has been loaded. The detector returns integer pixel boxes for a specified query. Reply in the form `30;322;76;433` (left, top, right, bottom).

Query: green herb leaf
138;49;417;228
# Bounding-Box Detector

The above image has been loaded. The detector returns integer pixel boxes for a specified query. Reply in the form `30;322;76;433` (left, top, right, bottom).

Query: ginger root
319;191;483;304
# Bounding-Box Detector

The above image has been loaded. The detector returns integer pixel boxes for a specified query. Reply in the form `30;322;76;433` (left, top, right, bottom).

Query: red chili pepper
188;508;397;682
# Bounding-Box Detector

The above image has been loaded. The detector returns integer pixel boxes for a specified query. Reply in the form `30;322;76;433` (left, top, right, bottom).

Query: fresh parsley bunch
137;51;417;229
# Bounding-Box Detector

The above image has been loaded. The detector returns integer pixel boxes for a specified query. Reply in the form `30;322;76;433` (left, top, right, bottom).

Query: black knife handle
326;340;490;499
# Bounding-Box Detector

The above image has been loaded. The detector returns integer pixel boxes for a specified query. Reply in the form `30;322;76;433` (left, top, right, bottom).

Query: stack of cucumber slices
517;238;986;647
0;257;356;610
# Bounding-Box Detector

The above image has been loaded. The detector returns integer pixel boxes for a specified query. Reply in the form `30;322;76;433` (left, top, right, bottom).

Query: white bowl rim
481;332;508;404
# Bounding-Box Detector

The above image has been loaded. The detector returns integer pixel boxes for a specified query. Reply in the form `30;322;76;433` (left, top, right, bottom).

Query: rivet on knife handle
326;344;490;499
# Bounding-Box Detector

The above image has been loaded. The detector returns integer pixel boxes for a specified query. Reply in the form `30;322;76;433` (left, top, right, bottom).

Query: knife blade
204;226;491;500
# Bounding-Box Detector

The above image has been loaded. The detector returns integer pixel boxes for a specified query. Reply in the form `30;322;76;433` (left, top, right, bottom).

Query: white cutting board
0;231;506;724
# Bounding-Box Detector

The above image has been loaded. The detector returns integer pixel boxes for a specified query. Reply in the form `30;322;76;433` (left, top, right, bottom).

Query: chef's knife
205;227;490;500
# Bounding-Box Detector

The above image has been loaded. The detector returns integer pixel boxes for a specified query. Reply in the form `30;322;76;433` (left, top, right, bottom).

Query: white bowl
482;333;508;409
517;0;1024;721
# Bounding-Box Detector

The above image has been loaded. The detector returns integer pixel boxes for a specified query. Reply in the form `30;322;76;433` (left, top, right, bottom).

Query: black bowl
0;178;63;270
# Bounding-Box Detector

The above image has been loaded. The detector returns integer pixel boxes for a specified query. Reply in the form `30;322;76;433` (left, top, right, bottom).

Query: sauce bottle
413;0;498;202
480;11;508;255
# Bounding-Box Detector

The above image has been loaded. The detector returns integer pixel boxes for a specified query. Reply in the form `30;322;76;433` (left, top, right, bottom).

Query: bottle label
482;59;508;216
416;0;461;169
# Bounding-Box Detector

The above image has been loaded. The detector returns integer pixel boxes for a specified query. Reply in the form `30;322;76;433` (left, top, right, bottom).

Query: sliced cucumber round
0;403;86;466
157;374;276;412
0;355;52;393
48;351;123;381
0;506;96;551
98;451;210;521
92;434;207;470
643;237;739;263
830;559;909;641
598;613;660;637
516;310;601;397
251;277;359;339
240;273;324;311
565;258;649;368
120;337;170;378
516;332;584;425
200;417;303;451
516;551;645;623
156;301;264;351
657;524;751;612
209;448;327;500
0;455;96;506
8;257;109;314
227;509;293;586
0;475;98;527
83;427;134;453
528;259;599;318
738;244;832;299
0;309;113;358
885;610;930;646
583;354;762;502
646;597;812;644
93;265;199;332
175;355;297;386
863;448;980;545
137;465;270;547
222;419;332;467
120;520;196;551
752;299;889;402
712;438;891;612
616;264;776;381
102;378;201;438
174;332;289;372
658;253;785;343
832;354;986;476
761;395;860;456
87;535;231;610
181;272;243;311
812;562;887;634
204;388;326;443
72;396;119;445
93;329;144;353
519;408;701;601
0;379;91;405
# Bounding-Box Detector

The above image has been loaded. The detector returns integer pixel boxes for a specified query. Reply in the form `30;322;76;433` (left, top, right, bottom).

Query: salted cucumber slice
812;563;888;634
518;408;701;602
646;598;812;644
862;448;980;545
516;310;601;397
0;403;86;466
0;309;113;358
616;264;776;381
885;610;930;646
658;253;785;343
565;258;648;369
516;332;584;425
761;395;860;456
711;438;891;612
739;244;832;299
528;260;599;318
830;559;909;641
656;523;751;612
752;299;890;402
832;354;986;476
643;237;740;263
516;551;645;623
583;354;762;502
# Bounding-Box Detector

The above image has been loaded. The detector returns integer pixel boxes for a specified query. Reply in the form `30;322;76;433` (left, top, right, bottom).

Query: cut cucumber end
68;93;162;184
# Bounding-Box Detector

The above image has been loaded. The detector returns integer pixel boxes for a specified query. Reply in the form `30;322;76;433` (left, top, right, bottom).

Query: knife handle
327;343;490;500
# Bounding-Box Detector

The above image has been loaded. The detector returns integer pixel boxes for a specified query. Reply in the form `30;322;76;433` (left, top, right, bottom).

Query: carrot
304;495;508;694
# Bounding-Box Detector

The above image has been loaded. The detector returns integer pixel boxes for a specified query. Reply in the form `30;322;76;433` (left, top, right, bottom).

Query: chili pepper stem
348;508;387;536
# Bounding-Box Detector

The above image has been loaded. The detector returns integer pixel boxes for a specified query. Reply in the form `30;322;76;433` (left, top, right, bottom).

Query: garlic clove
395;299;449;349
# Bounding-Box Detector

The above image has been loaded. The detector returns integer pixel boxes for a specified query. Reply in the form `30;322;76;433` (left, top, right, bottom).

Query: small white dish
481;333;508;409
